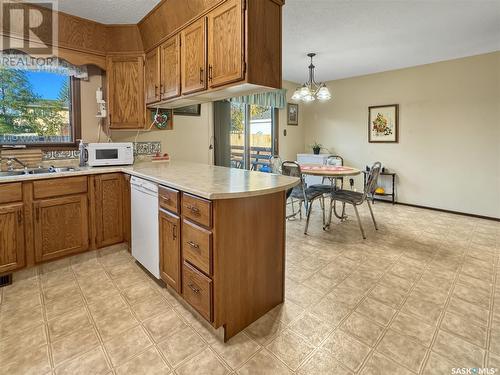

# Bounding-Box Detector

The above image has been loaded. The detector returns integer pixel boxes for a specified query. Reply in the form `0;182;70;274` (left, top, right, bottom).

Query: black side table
362;171;396;204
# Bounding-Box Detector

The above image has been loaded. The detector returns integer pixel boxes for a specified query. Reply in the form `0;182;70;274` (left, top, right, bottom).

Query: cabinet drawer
182;193;212;228
182;220;212;275
159;186;179;214
34;176;87;199
0;183;22;204
182;261;212;321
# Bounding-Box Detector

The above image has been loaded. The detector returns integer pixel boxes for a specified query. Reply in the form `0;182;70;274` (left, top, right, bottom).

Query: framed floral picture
368;104;399;143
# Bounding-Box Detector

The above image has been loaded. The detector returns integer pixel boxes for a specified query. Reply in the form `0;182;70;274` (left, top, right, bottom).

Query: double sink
0;167;79;177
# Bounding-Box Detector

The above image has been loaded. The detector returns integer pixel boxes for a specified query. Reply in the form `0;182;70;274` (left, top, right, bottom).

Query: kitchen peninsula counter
0;160;298;199
0;160;298;341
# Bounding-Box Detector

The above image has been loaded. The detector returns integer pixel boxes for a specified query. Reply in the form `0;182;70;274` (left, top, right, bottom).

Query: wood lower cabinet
94;174;124;248
0;202;25;274
145;48;161;104
123;174;131;249
34;194;89;263
160;35;181;100
107;55;145;129
181;17;207;94
159;209;181;292
207;0;244;88
183;261;212;321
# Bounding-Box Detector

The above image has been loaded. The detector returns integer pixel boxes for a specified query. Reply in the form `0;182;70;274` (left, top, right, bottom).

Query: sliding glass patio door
214;100;277;171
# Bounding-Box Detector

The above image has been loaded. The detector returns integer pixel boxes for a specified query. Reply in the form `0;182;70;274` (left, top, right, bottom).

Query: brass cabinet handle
187;240;199;249
208;65;213;82
17;210;22;224
186;204;200;214
172;224;177;240
199;67;204;84
161;195;171;203
188;283;200;293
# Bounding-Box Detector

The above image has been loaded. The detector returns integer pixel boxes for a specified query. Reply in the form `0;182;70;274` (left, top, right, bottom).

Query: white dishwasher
130;176;160;278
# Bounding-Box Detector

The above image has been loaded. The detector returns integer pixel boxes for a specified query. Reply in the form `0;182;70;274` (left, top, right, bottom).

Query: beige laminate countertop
0;161;299;200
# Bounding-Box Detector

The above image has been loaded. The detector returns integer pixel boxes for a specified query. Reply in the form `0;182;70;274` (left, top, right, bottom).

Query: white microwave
86;142;134;166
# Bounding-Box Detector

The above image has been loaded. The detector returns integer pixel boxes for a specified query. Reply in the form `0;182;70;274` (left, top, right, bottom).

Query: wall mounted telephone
96;87;107;118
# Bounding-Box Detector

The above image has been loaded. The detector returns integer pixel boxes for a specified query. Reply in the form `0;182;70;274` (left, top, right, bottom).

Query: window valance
229;89;287;109
1;50;88;79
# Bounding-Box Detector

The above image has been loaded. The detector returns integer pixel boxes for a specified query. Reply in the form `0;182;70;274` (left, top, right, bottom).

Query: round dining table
299;164;361;227
299;164;361;178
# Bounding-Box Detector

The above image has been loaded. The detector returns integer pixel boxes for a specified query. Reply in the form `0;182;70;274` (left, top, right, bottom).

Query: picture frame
368;104;399;143
287;103;299;125
173;104;201;116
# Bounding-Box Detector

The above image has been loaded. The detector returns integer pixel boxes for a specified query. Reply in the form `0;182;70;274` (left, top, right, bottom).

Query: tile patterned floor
0;203;499;374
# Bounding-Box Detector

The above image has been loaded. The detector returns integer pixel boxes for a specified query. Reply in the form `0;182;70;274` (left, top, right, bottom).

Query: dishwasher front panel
131;177;160;278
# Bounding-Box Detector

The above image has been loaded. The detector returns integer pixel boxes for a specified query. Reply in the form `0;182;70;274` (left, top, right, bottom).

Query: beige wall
80;67;214;165
302;52;500;218
278;80;306;161
81;75;303;164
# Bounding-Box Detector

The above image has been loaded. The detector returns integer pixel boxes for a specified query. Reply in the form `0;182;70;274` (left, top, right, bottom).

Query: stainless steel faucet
5;157;28;171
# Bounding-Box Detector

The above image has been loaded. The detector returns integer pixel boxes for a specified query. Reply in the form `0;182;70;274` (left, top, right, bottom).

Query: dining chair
309;155;345;194
282;161;325;234
329;161;381;239
270;155;283;174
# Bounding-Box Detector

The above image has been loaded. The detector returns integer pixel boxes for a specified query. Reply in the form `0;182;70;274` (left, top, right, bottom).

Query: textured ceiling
283;0;500;83
56;0;162;24
52;1;500;81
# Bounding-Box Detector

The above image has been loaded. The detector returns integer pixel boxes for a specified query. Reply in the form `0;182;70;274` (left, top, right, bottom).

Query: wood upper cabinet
0;203;25;274
159;209;181;292
94;174;124;248
34;194;89;263
181;18;207;94
145;48;161;104
207;0;244;88
107;55;145;129
160;34;181;100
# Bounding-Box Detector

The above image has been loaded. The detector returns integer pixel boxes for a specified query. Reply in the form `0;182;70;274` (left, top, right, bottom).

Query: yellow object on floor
375;187;385;194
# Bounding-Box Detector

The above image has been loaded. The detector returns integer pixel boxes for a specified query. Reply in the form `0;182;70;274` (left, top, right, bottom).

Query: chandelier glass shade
291;53;332;102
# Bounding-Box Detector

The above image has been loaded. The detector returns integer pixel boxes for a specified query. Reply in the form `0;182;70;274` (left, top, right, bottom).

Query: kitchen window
0;67;81;149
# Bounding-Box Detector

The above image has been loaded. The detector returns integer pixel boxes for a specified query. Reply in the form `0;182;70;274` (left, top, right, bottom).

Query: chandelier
291;53;332;102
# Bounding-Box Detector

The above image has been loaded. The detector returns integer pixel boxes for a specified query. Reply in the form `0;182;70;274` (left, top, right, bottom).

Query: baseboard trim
373;199;500;222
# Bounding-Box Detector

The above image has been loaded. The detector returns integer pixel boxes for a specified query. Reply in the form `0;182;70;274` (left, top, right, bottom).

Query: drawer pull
172;224;177;240
17;210;22;224
187;240;199;249
161;195;171;203
188;283;200;293
186;204;200;215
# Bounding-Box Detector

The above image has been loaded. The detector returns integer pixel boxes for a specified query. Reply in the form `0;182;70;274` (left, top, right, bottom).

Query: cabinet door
208;0;244;88
95;174;124;248
181;18;207;94
145;48;161;104
34;194;89;263
0;203;25;274
107;55;145;129
123;174;131;250
160;35;181;100
159;209;181;292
